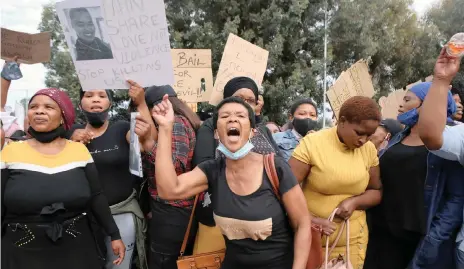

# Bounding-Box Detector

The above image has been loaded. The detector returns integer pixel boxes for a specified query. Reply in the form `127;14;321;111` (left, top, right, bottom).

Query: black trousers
364;225;421;269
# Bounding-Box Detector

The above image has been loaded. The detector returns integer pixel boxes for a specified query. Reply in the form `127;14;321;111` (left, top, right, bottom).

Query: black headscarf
223;77;259;104
145;85;177;109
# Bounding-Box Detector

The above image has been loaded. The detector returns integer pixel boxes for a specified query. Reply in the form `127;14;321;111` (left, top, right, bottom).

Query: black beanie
145;85;177;108
223;77;259;103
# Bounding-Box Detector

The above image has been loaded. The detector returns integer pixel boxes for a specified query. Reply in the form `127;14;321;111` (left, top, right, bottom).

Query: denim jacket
273;129;300;161
380;127;464;269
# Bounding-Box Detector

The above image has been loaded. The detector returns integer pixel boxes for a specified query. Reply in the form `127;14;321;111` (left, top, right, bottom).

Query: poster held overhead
327;60;375;119
171;49;213;103
56;0;174;91
1;28;51;64
210;33;269;105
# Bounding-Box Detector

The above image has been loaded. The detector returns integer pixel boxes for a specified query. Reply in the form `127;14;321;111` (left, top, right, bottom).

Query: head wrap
79;89;114;104
223;77;259;103
410;82;457;118
145;85;177;108
380;119;403;137
29;88;75;130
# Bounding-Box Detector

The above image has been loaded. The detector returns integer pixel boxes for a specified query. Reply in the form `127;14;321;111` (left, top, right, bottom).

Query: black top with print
197;155;297;269
70;121;133;206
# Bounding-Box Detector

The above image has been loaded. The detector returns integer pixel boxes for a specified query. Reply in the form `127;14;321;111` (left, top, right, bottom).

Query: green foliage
426;0;464;89
165;0;326;125
38;0;463;126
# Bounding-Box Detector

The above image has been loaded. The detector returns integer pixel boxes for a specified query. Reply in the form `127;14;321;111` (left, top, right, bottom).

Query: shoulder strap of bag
263;153;281;201
179;194;199;257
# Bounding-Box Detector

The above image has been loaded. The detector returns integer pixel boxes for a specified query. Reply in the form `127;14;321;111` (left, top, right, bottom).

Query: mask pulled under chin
83;109;109;128
397;108;419;127
28;125;66;143
292;118;318;137
217;141;254;160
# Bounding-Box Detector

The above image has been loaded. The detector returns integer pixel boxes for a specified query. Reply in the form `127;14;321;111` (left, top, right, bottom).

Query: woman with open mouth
192;76;282;255
145;95;310;269
1;88;125;269
67;80;152;269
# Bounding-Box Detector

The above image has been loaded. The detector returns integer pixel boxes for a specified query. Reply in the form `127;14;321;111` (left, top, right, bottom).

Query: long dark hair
169;97;201;130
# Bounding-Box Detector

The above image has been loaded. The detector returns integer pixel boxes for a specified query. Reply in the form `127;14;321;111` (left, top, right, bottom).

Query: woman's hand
335;197;357;220
434;47;461;83
151;94;175;128
127;80;146;106
312;217;337;236
70;129;94;144
134;114;151;143
111;239;126;265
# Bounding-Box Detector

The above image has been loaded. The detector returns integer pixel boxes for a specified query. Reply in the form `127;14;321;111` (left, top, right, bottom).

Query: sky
1;0;439;111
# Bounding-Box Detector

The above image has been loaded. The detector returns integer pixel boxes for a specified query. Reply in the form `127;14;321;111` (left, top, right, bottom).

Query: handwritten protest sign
210;34;269;105
378;89;406;119
171;49;213;102
327;60;375;118
1;28;51;64
56;0;174;91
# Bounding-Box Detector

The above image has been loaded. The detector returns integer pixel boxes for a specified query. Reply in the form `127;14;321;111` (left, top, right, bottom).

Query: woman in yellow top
289;96;382;269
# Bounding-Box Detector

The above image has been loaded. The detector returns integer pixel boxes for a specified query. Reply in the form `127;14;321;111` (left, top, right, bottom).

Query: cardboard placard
327;60;375;118
1;28;51;64
56;0;174;90
210;33;269;105
171;49;213;102
378;89;406;119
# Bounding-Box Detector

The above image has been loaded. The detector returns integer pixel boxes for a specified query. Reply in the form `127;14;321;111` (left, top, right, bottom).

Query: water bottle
446;33;464;58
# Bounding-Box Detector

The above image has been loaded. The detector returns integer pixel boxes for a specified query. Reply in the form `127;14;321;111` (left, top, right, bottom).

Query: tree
164;0;327;124
328;0;440;99
38;4;129;124
425;0;464;90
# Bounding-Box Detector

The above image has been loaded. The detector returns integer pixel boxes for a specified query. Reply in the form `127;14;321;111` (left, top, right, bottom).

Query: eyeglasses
236;96;256;105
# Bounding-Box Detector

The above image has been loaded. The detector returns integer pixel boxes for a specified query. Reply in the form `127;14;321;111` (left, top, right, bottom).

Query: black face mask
83;108;109;128
28;125;66;143
292;118;318;137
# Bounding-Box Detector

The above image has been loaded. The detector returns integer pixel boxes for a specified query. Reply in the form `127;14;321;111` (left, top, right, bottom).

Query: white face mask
216;130;254;160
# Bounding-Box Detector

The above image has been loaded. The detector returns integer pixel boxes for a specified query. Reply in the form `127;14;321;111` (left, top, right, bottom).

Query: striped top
1;140;120;239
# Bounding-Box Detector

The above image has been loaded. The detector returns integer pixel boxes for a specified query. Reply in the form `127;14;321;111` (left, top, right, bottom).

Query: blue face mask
397;108;419;127
217;133;254;160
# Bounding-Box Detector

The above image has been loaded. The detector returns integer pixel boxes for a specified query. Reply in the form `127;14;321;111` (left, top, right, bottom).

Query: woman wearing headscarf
141;85;201;269
67;80;151;269
273;98;319;161
364;82;464;269
145;95;310;269
290;96;383;269
191;76;282;254
1;88;125;269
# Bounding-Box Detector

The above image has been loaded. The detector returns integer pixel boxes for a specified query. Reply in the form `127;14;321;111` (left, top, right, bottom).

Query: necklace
77;39;102;52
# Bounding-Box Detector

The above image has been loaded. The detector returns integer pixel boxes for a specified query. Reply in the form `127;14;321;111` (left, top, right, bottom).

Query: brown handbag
263;153;323;269
176;195;225;269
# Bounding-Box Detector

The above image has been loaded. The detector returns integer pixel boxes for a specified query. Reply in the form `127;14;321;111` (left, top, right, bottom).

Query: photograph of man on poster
66;7;113;61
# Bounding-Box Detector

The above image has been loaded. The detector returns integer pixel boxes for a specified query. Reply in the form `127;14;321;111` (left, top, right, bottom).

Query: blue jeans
457;244;464;269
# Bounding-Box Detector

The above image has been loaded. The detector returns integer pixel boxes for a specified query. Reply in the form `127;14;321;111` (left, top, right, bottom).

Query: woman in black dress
144;95;311;269
1;88;125;269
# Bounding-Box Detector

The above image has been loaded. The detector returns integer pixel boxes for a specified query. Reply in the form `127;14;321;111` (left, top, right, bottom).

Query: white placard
56;0;174;90
129;112;143;177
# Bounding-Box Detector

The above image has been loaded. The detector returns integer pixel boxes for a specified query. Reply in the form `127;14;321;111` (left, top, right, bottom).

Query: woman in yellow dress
289;96;382;269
